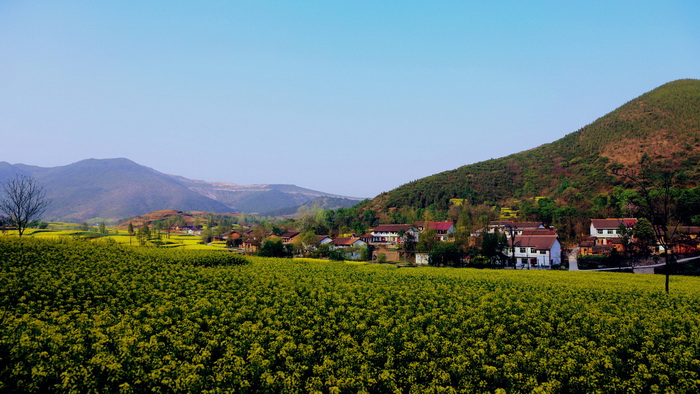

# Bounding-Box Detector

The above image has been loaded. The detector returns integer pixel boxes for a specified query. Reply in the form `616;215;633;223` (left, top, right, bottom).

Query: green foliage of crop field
1;238;700;392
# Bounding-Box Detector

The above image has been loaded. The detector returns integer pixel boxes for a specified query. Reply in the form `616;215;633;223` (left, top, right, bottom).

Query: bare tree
0;175;50;237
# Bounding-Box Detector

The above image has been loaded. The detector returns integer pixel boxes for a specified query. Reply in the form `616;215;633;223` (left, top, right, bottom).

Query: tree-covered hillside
369;79;700;212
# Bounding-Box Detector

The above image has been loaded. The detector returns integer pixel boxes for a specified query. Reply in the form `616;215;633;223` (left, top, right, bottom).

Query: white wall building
506;234;561;268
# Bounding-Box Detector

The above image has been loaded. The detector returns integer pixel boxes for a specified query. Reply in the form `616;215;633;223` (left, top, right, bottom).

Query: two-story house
485;221;545;237
505;230;561;268
369;224;418;245
280;231;300;244
331;237;367;260
590;218;637;245
414;221;456;241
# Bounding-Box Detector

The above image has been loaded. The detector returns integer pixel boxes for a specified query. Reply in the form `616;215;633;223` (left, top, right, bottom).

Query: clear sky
1;1;699;198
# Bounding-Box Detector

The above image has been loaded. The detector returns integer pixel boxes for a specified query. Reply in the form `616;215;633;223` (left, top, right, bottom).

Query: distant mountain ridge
368;79;700;212
261;196;363;217
0;158;361;222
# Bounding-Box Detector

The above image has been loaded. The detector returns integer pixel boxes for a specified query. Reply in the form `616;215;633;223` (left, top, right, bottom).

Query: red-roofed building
508;234;562;268
486;221;545;237
414;221;456;241
332;237;366;248
330;237;367;260
317;235;332;245
280;231;300;244
369;224;418;245
520;228;557;236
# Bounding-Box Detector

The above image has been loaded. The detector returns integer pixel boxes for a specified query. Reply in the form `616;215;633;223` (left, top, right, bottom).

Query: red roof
591;218;637;229
513;235;558;250
521;229;557;236
280;231;300;239
332;237;362;246
372;224;413;233
416;221;454;231
680;226;700;235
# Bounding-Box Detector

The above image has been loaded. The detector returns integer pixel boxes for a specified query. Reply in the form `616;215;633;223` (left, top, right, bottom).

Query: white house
369;224;418;245
331;237;367;260
505;232;561;268
590;218;637;244
317;235;332;245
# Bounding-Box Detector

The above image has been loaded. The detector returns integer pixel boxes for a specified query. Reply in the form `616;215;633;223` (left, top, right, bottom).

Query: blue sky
1;1;698;198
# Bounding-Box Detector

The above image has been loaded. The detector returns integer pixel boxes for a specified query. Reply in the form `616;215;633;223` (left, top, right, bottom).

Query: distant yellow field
4;226;226;250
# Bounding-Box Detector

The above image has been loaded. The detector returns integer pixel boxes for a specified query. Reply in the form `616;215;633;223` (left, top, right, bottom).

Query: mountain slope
172;177;360;214
0;158;233;221
369;79;700;212
261;196;362;217
0;158;362;221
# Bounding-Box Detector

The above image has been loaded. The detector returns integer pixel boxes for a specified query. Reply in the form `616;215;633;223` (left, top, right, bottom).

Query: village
171;215;700;269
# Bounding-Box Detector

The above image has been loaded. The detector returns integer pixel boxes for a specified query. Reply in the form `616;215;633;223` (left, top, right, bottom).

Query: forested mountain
0;159;360;221
368;79;700;213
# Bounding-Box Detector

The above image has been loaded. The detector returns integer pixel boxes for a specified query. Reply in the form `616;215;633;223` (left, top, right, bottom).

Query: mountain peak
0;158;360;221
369;79;700;212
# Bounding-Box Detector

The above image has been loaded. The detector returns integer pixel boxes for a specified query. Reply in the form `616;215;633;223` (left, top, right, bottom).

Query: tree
137;224;151;246
128;222;135;245
0;175;50;238
536;197;557;227
430;242;463;267
481;231;508;265
294;230;319;256
618;223;635;261
98;222;107;234
633;217;655;258
328;248;346;261
399;229;417;261
613;157;683;293
416;228;438;253
258;239;292;258
200;228;213;244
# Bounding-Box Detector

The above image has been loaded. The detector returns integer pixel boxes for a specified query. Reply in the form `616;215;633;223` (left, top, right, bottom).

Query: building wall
509;239;561;267
590;224;622;238
415;253;430;265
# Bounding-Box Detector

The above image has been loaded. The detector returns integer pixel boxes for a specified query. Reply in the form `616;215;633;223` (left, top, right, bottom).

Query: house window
540;250;546;254
597;229;603;234
519;247;526;253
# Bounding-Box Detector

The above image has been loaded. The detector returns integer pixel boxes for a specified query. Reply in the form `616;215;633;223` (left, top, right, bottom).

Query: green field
1;238;699;392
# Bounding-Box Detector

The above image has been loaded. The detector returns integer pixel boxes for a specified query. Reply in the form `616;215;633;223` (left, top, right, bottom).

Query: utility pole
505;224;516;268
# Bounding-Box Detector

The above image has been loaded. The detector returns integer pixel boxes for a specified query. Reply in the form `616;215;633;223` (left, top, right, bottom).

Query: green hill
369;79;700;212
